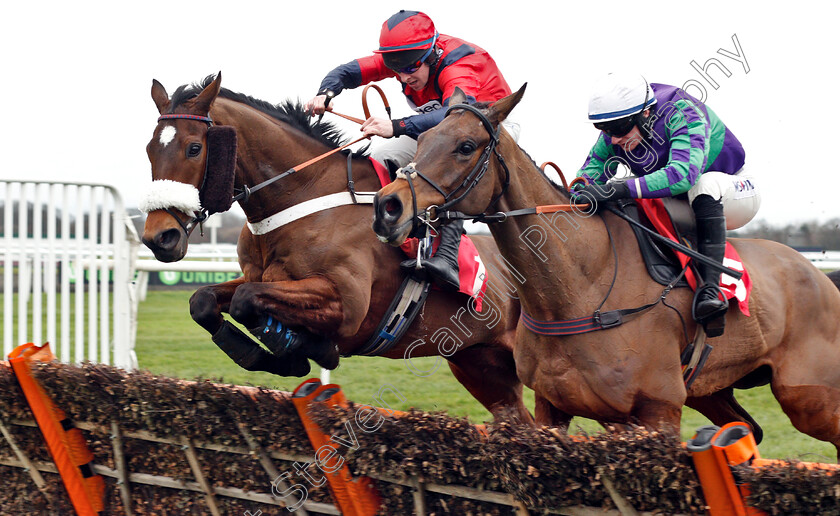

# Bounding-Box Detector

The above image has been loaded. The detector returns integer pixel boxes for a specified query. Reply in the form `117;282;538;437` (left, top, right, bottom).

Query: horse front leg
189;277;310;377
446;345;534;426
228;278;345;370
686;388;764;444
534;394;573;430
189;276;247;334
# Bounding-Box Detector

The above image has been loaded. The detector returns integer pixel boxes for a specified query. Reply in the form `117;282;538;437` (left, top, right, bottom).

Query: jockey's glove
572;182;630;208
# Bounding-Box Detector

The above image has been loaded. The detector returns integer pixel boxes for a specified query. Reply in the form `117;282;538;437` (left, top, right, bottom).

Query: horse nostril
378;195;403;223
155;228;182;251
384;199;400;216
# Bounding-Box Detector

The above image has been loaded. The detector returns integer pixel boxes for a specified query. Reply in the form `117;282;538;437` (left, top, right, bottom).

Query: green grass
135;289;836;461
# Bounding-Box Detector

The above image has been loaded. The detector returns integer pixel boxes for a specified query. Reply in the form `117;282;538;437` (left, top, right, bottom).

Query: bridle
153;84;390;240
154;113;368;238
155;113;215;236
398;103;511;236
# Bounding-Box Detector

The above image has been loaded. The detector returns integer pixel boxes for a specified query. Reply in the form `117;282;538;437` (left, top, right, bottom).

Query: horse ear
192;72;223;115
488;83;527;126
449;87;468;106
151;79;170;114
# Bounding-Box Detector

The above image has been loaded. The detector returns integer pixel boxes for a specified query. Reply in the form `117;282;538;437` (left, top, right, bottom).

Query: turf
134;289;836;461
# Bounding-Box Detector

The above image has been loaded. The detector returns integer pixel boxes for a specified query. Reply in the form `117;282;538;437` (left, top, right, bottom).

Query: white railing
135;245;840;272
3;179;835;381
1;180;139;370
800;251;840;270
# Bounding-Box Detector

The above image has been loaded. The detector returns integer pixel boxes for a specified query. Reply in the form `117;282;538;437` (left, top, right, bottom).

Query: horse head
141;72;237;262
372;84;526;245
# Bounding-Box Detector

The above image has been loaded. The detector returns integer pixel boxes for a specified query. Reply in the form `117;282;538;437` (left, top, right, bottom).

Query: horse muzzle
142;210;190;262
372;191;413;246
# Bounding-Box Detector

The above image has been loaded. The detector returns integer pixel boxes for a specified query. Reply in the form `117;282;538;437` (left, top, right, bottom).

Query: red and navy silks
637;198;752;316
319;34;511;139
371;157;488;311
370;157;392;188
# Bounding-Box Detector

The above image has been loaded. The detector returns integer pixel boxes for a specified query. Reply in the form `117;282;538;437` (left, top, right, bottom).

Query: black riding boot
401;220;463;291
692;196;728;337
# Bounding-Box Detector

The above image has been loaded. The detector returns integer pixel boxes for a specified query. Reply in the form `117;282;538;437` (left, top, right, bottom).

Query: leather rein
394;104;691;339
400;103;585;235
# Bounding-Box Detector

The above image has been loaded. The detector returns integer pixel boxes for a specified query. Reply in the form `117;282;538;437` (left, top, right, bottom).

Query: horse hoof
263;353;311;377
283;356;312;377
310;342;340;370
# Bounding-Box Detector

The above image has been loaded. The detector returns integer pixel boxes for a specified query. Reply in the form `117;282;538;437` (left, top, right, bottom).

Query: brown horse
373;85;840;453
141;73;533;422
829;269;840;290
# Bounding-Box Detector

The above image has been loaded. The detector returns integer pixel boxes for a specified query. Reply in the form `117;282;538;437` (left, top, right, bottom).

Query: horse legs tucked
212;321;310;377
190;277;247;334
189;278;310;376
686;389;764;444
446;344;533;425
228;280;345;370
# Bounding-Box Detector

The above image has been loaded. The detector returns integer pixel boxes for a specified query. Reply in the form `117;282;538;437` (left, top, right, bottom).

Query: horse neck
211;100;377;223
485;139;614;318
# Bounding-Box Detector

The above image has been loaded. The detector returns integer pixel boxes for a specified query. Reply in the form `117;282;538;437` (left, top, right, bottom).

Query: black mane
168;75;366;154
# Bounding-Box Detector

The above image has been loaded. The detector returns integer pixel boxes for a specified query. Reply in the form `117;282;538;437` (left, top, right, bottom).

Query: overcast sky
2;0;837;226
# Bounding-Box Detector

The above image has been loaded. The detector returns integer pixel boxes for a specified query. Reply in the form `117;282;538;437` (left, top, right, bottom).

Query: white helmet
588;73;656;123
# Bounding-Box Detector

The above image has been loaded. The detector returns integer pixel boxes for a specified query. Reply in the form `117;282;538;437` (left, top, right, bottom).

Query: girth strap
520;266;687;337
353;274;432;357
521;302;659;336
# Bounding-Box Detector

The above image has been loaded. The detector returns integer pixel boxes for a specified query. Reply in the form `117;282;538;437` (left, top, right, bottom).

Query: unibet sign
156;271;242;286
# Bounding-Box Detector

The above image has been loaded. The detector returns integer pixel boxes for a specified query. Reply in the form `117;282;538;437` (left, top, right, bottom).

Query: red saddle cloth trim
369;157;488;311
398;235;488;312
369;157;392;188
636;198;751;317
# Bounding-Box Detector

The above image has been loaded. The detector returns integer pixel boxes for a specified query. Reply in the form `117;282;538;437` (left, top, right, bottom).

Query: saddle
618;197;752;319
617;197;715;387
618;197;693;288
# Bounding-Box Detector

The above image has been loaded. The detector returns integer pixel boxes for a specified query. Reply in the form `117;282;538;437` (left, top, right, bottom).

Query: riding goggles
594;116;636;138
390;46;435;74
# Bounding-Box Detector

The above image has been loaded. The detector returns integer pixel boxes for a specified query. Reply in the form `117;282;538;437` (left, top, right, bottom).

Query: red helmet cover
375;10;437;53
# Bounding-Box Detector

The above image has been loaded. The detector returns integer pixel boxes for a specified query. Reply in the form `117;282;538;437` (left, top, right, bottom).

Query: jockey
305;10;516;291
573;73;761;336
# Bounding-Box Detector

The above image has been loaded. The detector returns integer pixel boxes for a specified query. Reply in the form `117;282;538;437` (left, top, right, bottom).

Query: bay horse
829;269;840;290
141;73;533;422
372;85;840;453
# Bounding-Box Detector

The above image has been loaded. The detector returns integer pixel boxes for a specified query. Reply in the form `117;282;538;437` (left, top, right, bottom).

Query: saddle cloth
633;197;752;317
371;158;488;312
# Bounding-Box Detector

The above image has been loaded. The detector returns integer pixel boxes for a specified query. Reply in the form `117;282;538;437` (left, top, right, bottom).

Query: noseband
399;103;511;235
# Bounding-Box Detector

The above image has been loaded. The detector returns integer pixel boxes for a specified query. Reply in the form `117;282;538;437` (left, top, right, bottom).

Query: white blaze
159;125;176;146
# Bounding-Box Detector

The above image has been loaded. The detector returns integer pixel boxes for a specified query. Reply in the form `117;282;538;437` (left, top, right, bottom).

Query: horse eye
457;141;476;155
186;143;202;158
